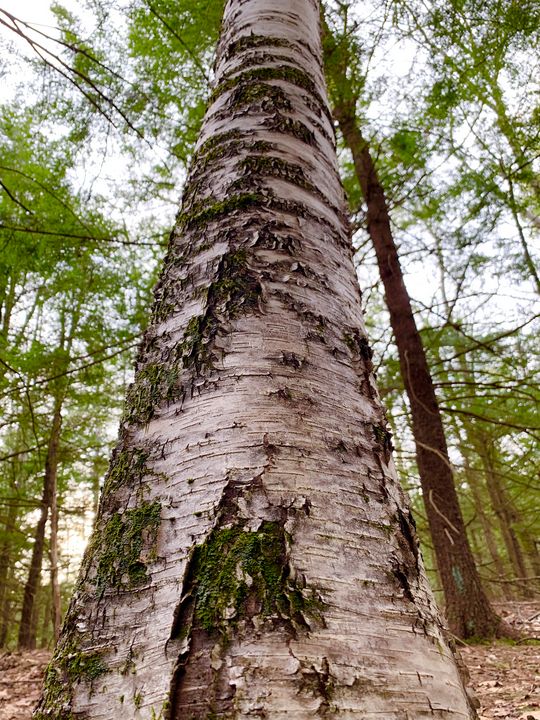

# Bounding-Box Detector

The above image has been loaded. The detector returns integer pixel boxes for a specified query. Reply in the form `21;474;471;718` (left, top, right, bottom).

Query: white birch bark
35;0;477;717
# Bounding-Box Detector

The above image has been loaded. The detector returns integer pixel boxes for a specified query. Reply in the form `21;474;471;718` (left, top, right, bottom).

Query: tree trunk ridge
36;1;476;718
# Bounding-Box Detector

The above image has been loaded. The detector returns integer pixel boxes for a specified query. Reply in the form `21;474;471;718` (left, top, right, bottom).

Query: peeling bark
36;1;477;717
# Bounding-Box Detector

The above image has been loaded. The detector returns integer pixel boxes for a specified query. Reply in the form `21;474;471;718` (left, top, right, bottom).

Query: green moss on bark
211;65;321;106
178;193;265;231
239;155;317;193
93;501;161;592
229;81;292;111
263;114;316;145
194;131;272;168
124;362;182;426
104;447;150;493
225;33;294;60
35;638;108;719
123;247;262;425
180;248;262;374
189;522;324;635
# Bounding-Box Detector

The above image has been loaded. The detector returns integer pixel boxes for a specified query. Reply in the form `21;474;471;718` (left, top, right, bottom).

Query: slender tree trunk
18;399;63;649
18;486;50;650
36;1;477;717
474;436;533;598
460;443;510;597
329;101;502;637
39;588;52;649
0;566;14;647
0;272;17;365
519;529;540;580
50;459;62;641
0;504;18;646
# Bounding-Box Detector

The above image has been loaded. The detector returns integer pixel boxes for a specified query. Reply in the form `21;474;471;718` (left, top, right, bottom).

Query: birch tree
36;0;477;717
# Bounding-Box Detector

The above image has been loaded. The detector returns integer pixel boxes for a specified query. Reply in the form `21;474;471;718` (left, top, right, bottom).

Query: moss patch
192;129;245;164
178;193;265;231
211;65;321;107
229;81;292;112
180;248;262;375
123;248;262;425
36;638;108;719
124;362;182;426
195;131;272;167
93;501;161;592
263;114;316;145
104;447;150;494
239;155;317;194
225;34;294;60
189;522;324;634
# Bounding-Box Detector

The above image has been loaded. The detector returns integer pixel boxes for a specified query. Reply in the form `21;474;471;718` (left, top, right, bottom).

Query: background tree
0;103;156;648
322;7;504;638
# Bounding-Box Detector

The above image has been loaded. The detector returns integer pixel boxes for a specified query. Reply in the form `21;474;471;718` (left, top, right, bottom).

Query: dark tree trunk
460;442;511;598
50;456;62;641
332;103;504;639
475;436;533;598
18;401;62;649
0;504;17;646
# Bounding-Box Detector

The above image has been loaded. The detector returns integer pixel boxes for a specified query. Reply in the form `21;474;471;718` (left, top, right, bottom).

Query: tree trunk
474;435;533;598
329;94;503;638
459;441;511;598
519;529;540;581
39;587;52;649
50;474;62;642
36;1;477;717
0;572;13;647
18;399;63;649
0;504;17;647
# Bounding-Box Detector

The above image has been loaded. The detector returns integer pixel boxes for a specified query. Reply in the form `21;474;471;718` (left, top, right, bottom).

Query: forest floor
0;601;537;719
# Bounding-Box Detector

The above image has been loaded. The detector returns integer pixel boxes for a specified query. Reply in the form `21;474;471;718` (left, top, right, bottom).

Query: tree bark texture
50;456;62;641
36;1;477;717
331;102;502;640
19;400;63;650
